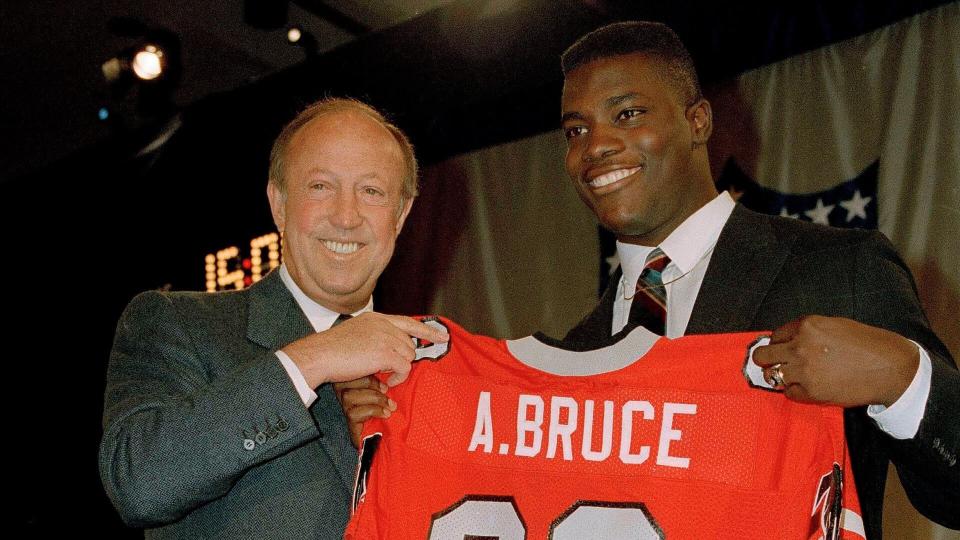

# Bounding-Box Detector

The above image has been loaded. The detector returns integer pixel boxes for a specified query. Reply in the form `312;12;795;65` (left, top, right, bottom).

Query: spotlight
286;25;317;57
101;24;182;127
101;26;180;87
131;45;165;81
286;26;302;44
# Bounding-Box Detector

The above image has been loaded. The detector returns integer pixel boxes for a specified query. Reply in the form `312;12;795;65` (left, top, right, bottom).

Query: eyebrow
305;168;382;181
302;167;336;179
560;92;647;125
560;111;583;124
606;92;643;107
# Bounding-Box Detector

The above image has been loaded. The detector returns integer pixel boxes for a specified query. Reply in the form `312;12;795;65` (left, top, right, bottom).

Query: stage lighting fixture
100;25;183;133
101;26;180;88
287;26;302;44
286;25;317;57
132;45;165;80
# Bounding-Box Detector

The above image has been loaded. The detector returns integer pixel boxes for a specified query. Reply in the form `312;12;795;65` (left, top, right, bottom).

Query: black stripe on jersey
352;432;382;513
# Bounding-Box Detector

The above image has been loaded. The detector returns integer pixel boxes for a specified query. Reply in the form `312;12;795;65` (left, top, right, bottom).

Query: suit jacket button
243;439;256;451
276;417;289;432
255;431;267;445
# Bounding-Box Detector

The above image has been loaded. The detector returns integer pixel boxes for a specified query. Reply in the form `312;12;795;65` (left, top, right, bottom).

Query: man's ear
267;182;286;234
394;196;415;235
688;98;713;146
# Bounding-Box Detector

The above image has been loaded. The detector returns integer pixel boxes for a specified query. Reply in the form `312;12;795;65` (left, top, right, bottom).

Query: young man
337;22;957;539
558;21;958;538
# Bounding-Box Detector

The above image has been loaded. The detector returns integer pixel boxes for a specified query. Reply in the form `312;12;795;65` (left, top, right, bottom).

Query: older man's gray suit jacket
564;204;959;539
100;270;357;539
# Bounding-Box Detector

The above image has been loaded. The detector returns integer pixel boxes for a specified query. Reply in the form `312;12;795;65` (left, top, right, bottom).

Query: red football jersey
345;317;864;540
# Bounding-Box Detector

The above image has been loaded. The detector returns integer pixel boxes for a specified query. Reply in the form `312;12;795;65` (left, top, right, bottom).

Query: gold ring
768;364;786;389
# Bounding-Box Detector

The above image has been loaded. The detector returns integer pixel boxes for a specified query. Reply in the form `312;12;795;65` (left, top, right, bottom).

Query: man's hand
281;313;449;388
333;376;394;448
752;315;919;407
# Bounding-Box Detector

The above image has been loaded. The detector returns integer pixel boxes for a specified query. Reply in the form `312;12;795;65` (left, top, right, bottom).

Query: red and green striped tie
628;247;670;335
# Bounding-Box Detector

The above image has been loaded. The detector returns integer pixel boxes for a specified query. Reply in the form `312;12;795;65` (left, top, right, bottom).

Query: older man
99;98;447;539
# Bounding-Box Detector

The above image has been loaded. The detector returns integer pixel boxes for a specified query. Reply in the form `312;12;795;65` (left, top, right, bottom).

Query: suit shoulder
759;211;887;255
123;288;249;328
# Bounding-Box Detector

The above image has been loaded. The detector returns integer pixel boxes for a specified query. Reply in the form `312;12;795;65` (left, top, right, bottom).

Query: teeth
588;167;642;188
323;240;360;254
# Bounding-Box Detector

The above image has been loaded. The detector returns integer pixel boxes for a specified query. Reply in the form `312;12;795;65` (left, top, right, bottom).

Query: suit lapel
246;270;357;490
563;266;620;343
246;270;314;351
312;384;359;489
687;204;795;334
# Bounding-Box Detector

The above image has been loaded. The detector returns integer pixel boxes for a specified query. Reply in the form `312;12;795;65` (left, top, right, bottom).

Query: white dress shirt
612;191;931;439
275;264;373;408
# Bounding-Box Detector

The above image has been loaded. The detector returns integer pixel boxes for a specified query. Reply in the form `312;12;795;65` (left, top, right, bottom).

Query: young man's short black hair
561;21;703;106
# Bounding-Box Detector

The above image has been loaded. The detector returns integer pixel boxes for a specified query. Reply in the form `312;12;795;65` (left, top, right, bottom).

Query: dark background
1;0;951;536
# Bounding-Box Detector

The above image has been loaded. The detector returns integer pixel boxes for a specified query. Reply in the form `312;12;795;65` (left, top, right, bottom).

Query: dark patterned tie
627;248;670;335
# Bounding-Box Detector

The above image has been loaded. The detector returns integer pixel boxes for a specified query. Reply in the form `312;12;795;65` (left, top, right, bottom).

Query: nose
329;189;363;230
582;125;624;162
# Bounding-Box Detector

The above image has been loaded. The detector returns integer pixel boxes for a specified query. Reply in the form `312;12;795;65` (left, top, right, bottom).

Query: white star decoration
839;190;872;222
805;198;835;225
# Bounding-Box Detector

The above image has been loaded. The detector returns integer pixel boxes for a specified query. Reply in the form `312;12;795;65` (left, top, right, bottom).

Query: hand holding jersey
751;316;921;408
282;312;449;388
335;375;397;446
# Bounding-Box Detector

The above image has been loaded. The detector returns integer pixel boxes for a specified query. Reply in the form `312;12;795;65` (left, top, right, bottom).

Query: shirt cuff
276;351;318;408
866;342;932;440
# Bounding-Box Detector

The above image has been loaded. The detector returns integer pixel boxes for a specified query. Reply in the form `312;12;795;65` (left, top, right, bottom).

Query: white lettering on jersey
515;394;544;457
581;400;614;462
657;403;696;468
620;400;654;465
468;391;494;453
467;392;697;468
546;397;578;461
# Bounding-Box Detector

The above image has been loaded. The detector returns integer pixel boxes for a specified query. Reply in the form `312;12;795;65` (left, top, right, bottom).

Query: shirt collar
617;191;735;285
278;264;373;332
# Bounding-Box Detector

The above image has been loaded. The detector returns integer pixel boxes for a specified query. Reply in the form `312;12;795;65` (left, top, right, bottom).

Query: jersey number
428;496;664;539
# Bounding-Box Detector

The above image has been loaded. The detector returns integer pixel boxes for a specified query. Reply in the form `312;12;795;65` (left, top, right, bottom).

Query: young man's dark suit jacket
100;270;358;539
564;204;959;539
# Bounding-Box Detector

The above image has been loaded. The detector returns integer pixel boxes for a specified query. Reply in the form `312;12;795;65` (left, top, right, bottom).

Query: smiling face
561;53;716;246
268;109;413;313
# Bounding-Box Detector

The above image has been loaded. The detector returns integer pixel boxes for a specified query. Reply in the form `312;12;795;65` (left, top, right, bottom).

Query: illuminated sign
205;233;281;292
